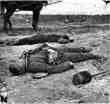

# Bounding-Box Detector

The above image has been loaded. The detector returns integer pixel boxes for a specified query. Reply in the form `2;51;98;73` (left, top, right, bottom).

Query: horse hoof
33;27;38;31
33;29;37;32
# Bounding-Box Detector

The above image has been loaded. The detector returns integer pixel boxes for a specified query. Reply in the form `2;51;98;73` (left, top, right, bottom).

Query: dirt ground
0;17;110;104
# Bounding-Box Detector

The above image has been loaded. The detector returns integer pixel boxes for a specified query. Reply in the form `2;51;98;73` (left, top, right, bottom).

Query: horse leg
8;17;12;30
7;9;14;30
32;10;37;30
3;14;7;31
4;8;14;31
32;9;40;31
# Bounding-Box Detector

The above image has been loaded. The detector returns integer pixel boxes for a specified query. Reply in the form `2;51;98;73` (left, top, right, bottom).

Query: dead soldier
9;43;107;76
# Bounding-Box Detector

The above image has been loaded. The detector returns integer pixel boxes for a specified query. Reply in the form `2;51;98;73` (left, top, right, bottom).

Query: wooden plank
0;0;63;7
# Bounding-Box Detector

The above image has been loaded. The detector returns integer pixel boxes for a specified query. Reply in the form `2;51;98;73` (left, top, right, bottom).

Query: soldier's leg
62;53;107;63
47;61;74;74
28;61;74;74
60;47;92;53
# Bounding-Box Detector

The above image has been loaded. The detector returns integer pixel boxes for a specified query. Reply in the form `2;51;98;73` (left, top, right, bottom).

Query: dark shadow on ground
0;27;33;32
0;24;110;34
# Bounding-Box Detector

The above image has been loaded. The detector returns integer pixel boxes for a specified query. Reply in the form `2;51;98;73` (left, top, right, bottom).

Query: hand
67;61;74;68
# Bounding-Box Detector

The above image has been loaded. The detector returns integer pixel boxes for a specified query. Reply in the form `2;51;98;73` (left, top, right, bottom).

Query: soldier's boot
27;61;74;74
